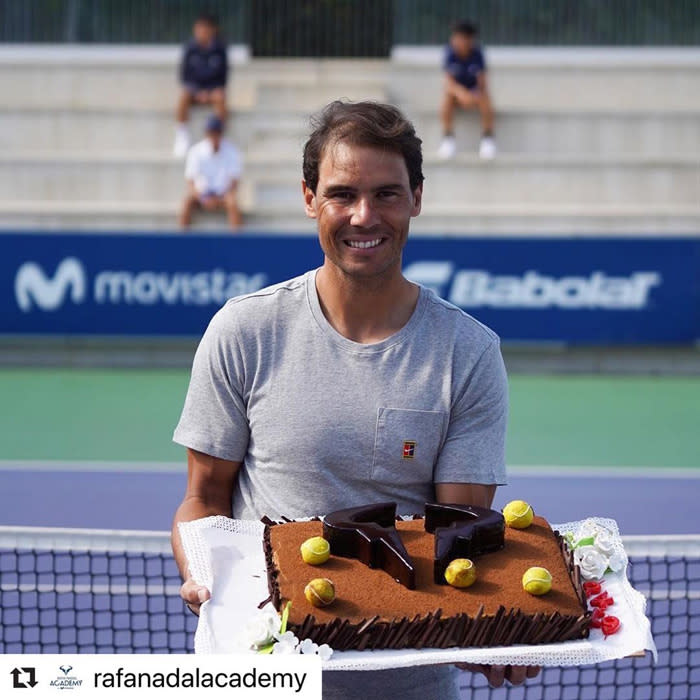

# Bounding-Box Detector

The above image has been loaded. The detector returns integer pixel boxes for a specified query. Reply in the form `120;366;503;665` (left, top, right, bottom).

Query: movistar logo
404;262;661;310
15;257;87;312
13;256;267;311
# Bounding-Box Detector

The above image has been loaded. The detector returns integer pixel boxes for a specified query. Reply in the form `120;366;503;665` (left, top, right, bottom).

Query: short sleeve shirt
173;270;508;521
185;138;243;196
180;38;228;90
443;45;486;90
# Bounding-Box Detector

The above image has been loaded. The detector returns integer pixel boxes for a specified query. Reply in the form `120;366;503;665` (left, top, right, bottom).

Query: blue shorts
183;82;224;95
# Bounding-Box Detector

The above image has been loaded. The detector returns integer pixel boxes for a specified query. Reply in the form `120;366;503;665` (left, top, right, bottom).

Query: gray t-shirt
174;269;508;521
173;269;509;700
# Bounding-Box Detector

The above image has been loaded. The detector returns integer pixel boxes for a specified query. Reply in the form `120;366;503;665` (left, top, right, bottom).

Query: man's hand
457;663;541;688
171;450;240;612
180;577;211;616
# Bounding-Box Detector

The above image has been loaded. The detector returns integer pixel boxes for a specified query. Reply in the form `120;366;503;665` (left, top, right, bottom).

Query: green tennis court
2;368;698;469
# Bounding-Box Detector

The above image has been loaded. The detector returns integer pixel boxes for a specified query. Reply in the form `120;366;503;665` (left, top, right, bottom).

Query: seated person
174;12;228;157
438;20;496;160
179;116;243;231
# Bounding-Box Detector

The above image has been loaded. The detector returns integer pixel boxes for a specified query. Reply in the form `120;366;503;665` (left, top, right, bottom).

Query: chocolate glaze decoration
322;502;417;589
425;502;506;584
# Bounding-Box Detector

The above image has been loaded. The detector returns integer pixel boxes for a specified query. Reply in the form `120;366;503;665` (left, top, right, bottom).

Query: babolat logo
15;257;87;312
404;262;661;310
14;257;267;311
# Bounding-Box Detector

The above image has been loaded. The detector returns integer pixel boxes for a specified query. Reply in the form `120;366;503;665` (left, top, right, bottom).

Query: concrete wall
0;45;698;233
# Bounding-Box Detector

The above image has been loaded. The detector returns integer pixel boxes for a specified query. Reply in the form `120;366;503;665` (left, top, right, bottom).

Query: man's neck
315;263;419;344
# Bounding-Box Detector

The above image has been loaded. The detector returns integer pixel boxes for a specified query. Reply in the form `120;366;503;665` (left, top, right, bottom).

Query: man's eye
378;190;398;199
331;192;353;201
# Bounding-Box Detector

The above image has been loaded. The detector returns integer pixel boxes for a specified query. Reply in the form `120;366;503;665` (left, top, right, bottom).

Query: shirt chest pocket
371;408;447;485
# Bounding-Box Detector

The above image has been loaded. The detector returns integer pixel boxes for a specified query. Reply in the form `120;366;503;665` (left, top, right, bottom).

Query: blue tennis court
0;462;697;534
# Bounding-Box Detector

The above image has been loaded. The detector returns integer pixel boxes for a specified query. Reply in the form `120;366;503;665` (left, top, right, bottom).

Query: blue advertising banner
1;233;698;343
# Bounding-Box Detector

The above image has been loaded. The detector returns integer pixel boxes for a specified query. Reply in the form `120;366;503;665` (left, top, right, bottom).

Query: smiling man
172;101;530;698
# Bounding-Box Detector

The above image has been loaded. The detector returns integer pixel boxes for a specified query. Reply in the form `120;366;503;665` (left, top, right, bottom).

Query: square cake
263;510;591;651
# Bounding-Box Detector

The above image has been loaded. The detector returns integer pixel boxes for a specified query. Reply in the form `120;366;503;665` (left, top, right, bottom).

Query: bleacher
0;44;698;234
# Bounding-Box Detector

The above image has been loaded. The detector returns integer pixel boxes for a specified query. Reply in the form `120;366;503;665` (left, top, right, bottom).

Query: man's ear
302;180;317;219
410;183;423;218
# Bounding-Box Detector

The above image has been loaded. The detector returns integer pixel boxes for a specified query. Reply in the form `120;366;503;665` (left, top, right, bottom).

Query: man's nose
349;196;380;228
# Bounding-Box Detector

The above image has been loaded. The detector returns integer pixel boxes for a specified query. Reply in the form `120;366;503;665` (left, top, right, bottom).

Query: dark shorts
182;82;224;96
455;79;480;94
196;189;224;204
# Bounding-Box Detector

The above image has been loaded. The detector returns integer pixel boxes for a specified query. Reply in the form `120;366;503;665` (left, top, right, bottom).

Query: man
174;12;228;157
179;115;242;230
172;101;535;697
438;20;496;160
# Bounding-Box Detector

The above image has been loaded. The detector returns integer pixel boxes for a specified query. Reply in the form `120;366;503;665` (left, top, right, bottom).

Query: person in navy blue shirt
438;20;496;160
174;12;229;157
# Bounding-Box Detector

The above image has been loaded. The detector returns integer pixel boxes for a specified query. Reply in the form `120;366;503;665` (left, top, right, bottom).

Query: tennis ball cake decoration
304;578;336;607
522;566;552;595
503;500;534;529
300;536;331;565
444;558;477;588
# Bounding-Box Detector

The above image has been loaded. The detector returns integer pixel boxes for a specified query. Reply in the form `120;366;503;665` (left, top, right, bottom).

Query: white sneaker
479;136;496;160
173;127;191;158
437;136;457;160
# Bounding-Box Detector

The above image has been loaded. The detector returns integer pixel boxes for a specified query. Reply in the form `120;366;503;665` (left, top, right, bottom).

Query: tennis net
1;527;698;699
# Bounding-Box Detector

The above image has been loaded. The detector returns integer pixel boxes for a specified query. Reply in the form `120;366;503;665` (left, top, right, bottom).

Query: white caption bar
2;655;321;699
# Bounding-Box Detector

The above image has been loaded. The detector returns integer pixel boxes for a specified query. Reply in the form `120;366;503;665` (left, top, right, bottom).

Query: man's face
303;142;422;281
450;32;473;57
193;20;215;46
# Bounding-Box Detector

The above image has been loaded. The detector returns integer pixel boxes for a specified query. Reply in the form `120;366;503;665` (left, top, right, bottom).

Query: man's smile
345;238;384;249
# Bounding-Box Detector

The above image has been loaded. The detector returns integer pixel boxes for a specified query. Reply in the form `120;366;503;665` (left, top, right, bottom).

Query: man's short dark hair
196;11;219;27
451;20;478;37
303;101;424;193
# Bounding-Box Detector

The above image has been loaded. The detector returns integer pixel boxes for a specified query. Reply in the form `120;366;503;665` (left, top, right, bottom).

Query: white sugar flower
575;519;600;540
576;519;616;544
272;631;300;655
299;638;319;655
277;631;299;645
574;545;608;580
317;644;333;661
593;531;616;556
607;550;626;573
246;610;281;649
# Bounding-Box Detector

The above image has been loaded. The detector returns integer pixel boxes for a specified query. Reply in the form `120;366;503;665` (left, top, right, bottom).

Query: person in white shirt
179;115;243;230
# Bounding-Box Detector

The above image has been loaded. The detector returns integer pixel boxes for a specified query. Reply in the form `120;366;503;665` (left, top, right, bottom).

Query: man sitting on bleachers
173;12;228;157
179;115;242;231
438;20;496;161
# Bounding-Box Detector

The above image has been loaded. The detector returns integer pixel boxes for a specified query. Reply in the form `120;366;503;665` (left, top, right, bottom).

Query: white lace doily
178;516;657;670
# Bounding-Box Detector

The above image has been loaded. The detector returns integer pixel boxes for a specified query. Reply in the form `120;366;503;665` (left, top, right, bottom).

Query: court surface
1;368;698;534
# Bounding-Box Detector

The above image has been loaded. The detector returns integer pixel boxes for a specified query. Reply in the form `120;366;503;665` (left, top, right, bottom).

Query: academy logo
50;663;82;690
404;262;661;310
14;257;87;312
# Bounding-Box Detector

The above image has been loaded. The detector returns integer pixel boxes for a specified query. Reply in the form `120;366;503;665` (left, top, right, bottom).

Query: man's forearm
171;496;232;581
435;483;497;508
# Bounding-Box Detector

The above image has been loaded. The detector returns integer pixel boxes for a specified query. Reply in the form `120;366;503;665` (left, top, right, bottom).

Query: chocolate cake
263;506;590;652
